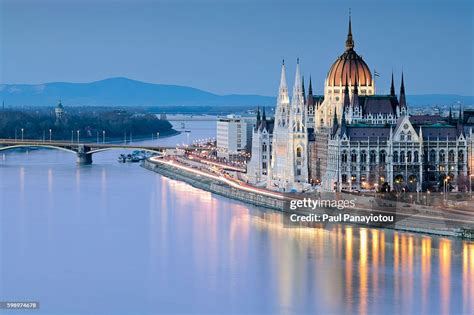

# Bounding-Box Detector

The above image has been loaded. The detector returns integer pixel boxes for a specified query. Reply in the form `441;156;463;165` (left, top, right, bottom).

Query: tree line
0;108;176;141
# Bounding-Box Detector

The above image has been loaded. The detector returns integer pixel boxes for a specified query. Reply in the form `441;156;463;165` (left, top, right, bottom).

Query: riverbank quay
142;158;474;239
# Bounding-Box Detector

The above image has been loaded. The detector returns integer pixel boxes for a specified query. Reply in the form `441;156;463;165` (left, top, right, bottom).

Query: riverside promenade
143;157;474;239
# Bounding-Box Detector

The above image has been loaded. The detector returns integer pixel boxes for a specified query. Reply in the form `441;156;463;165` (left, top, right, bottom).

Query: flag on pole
374;70;380;77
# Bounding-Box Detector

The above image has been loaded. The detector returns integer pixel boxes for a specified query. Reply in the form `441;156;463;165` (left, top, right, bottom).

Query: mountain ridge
0;77;472;108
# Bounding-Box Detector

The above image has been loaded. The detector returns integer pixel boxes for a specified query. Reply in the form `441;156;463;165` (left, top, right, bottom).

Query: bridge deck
0;139;180;151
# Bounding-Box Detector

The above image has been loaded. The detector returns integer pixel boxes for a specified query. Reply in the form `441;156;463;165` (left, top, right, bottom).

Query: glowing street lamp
49;129;52;142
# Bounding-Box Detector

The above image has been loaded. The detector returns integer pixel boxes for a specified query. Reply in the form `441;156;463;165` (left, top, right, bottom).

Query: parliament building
247;15;474;193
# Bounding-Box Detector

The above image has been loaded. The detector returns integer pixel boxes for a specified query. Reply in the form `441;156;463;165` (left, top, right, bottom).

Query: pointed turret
345;9;354;50
276;59;290;127
307;76;314;107
390;72;395;96
294;58;302;91
448;106;453;122
302;76;306;104
399;72;407;110
291;58;304;114
279;59;288;95
343;73;350;109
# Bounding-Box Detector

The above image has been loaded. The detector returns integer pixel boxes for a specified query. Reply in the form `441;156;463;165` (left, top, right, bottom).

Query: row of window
340;149;466;164
341;150;386;164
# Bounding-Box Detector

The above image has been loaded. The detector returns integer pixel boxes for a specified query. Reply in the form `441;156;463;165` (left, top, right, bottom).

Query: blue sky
0;0;473;96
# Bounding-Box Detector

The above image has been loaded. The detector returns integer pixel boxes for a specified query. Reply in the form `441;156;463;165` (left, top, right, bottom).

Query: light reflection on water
0;136;473;314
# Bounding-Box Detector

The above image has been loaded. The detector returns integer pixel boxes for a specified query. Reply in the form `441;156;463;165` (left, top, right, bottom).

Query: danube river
0;118;473;315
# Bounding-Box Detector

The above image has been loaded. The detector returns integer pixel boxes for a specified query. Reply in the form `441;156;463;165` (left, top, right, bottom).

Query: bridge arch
0;144;77;154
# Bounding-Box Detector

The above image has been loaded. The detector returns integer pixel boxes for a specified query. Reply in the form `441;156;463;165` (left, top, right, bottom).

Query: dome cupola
325;13;374;92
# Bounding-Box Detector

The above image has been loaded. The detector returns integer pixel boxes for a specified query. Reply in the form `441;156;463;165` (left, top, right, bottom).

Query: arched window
439;150;445;162
459;150;464;162
262;143;267;152
393;151;399;163
351;150;357;163
370;150;377;164
296;147;302;158
400;151;406;163
341;151;348;163
360;151;367;163
414;151;419;163
380;150;386;163
407;151;412;163
429;149;436;162
407;132;412;141
448;150;455;162
400;132;405;141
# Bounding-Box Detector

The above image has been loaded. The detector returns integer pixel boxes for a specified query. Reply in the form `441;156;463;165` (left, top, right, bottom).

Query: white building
216;114;252;160
267;60;309;192
247;108;273;185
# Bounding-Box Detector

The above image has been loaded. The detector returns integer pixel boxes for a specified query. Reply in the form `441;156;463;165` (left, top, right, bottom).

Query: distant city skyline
1;0;473;96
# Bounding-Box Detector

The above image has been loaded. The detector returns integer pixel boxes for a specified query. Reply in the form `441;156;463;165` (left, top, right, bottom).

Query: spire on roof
292;58;302;100
279;60;287;90
302;75;306;104
448;106;453;122
345;9;354;50
343;73;350;109
277;60;289;107
307;76;314;107
399;72;407;109
390;72;395;96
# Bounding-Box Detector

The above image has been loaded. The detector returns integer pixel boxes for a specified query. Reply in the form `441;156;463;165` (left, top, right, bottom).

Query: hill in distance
0;77;472;108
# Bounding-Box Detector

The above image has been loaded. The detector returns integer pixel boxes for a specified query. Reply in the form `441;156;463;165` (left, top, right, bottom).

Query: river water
0;119;473;315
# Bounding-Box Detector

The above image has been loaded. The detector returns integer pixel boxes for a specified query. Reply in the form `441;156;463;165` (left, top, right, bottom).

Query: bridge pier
76;145;93;165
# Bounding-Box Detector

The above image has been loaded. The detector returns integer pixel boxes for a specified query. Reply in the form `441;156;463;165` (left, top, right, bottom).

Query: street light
444;176;450;200
21;128;24;141
77;130;80;143
49;129;52;142
103;130;106;143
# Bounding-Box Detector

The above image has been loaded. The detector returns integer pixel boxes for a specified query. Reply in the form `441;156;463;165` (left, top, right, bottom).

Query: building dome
327;50;372;87
326;15;373;88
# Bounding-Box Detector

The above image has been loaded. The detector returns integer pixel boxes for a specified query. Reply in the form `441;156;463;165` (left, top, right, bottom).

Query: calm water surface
0;119;473;315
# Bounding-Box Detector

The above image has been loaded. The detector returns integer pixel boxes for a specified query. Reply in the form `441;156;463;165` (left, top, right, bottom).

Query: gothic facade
246;15;473;193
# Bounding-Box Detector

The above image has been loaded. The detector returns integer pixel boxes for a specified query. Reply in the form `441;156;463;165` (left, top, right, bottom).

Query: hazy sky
1;0;473;96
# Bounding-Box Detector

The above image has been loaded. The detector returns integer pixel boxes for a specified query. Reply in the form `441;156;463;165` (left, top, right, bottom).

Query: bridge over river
0;139;191;164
